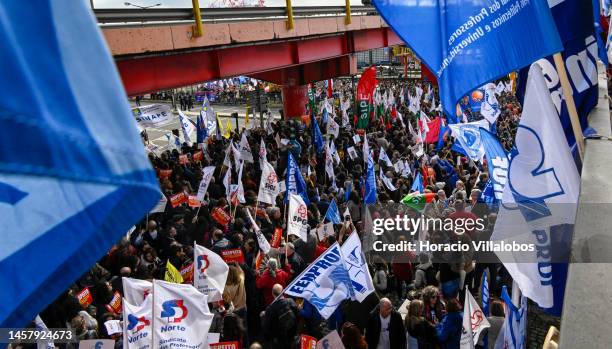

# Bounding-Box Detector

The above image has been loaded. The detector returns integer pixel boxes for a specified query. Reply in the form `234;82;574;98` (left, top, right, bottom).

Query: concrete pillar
281;84;308;120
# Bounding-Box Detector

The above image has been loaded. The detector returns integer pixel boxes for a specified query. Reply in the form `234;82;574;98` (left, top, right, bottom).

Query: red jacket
256;269;290;306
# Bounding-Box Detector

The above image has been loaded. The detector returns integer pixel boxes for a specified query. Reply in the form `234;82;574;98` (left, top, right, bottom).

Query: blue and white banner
479;128;509;201
285;153;310;204
480;84;501;124
285;243;354;319
340;232;375;302
491;64;580;310
449;119;490;162
364;153;377;204
153;280;213;349
494;287;527;349
411;172;424;193
312;116;325;153
517;0;599;150
178;110;196;145
372;0;562;118
0;0;160;327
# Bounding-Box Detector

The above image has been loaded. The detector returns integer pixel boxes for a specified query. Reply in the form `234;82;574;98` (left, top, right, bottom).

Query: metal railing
95;6;377;26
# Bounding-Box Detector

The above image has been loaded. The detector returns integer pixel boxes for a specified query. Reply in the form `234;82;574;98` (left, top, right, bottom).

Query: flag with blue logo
0;0;160;328
371;0;562;118
312;115;325;153
325;199;342;224
517;0;599;151
411;172;424;193
123;295;153;349
491;64;580;310
479;128;508;202
284;243;354;319
449;119;489;162
340;232;375;302
494;286;527;349
178;110;196;145
480;179;498;208
480;84;501;124
196;110;207;143
481;271;490;348
285;153;309;205
364;153;377;204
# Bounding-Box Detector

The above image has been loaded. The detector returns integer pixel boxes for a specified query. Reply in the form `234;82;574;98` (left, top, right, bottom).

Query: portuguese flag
356;66;378;130
401;192;436;211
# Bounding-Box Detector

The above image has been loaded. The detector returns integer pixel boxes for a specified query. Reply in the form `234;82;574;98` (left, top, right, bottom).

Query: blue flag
372;0;562;118
364;154;377;204
438;159;458;188
196;110;207;143
481;270;490;348
324;199;342;224
479;128;508;202
411;172;424;193
517;0;599;150
312;116;324;153
497;286;527;349
480;179;498;208
285;153;309;205
0;0;160;328
436;124;450;152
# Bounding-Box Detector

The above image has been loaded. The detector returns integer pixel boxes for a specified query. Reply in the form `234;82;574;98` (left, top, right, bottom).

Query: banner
75;288;93;310
122;278;152;306
180;263;194;284
371;0;562;118
313;222;335;241
132;104;173;128
194;243;229;302
153;280;213;349
340;232;375;302
288;194;309;241
221;249;245;264
257;161;280;205
196;166;216;202
460;288;490;349
122;296;152;349
170;192;188;208
300;335;317;349
356;67;378;130
105;291;122;314
285;243;353;319
209;342;239;349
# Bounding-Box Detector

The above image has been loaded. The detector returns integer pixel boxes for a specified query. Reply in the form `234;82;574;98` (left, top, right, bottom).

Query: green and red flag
400;192;435;211
356;67;378;130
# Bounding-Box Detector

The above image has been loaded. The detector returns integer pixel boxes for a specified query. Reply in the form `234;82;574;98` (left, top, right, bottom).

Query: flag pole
552;53;585;162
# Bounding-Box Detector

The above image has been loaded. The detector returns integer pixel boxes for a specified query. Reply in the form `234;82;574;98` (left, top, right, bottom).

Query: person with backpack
261;284;298;349
414;254;438;289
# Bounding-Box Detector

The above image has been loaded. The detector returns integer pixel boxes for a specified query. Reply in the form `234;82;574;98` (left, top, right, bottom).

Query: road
131;100;282;149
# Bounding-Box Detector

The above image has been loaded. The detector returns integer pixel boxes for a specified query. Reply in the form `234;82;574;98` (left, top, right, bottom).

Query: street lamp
124;2;162;9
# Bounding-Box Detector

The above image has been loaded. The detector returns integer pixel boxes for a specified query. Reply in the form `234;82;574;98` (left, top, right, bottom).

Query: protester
365;298;406;349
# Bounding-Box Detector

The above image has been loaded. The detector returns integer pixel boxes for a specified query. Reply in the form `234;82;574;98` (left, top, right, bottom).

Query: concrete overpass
98;6;402;117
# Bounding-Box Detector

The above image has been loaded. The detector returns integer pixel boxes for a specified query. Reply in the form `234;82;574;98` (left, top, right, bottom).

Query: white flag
327;117;340;138
259;138;267;169
149;195;167;214
362;134;370;164
460;288;490;349
233;161;246;204
34;315;55;349
122;277;152;306
246;208;270;254
288;194;309;241
316;330;345;349
122;296;152;349
193;243;229;302
402;160;412;178
223;165;232;204
491;64;580;309
231;141;241;170
239;132;254;163
378;148;393;167
178;110;196;144
379;169;397;191
329;140;341;165
448;119;489;162
153;280;213;349
341;232;375;302
284;243;352;319
258;160;280;205
394;160;404;174
196;166;216;202
325;144;335;180
481;83;501;125
495;81;505;95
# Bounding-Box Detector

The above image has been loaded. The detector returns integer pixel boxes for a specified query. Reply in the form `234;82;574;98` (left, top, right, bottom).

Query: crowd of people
25;75;523;349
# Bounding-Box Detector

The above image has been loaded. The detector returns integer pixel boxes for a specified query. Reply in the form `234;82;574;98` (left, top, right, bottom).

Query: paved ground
131;100;282;149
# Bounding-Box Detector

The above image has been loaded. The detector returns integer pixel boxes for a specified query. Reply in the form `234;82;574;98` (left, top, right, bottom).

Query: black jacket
365;306;406;349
